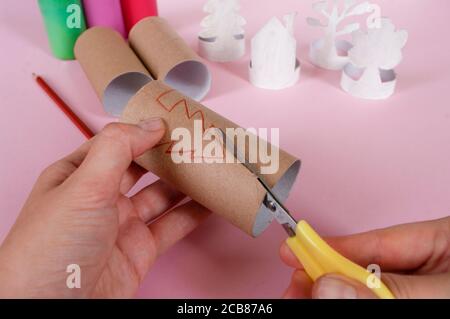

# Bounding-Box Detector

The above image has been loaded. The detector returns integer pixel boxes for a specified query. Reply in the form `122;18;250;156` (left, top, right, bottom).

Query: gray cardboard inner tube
102;62;211;117
164;60;212;102
252;160;301;237
103;72;153;116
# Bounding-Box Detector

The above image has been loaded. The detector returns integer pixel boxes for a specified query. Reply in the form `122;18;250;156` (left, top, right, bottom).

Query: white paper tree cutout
249;13;300;90
198;0;246;62
307;0;373;70
341;18;408;99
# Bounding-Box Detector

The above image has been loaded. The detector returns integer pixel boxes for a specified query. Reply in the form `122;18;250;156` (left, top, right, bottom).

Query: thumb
312;274;378;299
382;273;450;299
68;118;165;193
313;273;450;299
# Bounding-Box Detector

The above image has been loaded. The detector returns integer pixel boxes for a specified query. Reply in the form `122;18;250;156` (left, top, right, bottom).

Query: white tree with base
198;0;246;62
307;0;374;70
341;18;408;99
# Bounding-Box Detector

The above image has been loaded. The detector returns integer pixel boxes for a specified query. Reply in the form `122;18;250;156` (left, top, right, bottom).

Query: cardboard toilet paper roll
129;17;211;101
75;27;153;116
120;81;300;237
83;0;126;38
75;21;211;115
75;26;299;236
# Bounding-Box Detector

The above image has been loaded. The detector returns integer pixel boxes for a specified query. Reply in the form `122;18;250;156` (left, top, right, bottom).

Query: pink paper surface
83;0;126;37
0;0;449;298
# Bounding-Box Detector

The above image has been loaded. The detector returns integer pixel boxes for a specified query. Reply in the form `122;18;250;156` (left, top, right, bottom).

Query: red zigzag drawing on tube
155;89;216;155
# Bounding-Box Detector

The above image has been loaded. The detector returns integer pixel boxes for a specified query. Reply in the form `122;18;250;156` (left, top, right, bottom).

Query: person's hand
280;217;450;299
0;118;210;298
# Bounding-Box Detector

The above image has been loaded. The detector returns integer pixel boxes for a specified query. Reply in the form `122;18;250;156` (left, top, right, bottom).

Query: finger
283;270;313;299
148;201;211;256
119;162;148;194
35;139;94;193
383;272;450;299
116;217;158;284
280;217;450;273
280;240;302;269
131;180;185;223
37;134;149;196
312;274;377;299
67;119;165;199
325;218;450;272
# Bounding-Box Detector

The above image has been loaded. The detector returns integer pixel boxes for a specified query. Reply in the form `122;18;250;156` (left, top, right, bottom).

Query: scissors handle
286;220;395;299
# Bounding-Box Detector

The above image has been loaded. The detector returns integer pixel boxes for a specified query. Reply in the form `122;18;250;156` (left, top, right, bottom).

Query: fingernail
316;276;357;299
138;118;164;131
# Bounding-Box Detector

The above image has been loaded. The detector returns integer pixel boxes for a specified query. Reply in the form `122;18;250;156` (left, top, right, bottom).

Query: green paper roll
38;0;87;60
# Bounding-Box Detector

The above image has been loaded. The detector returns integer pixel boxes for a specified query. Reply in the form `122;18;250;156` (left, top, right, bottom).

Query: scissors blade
218;129;298;236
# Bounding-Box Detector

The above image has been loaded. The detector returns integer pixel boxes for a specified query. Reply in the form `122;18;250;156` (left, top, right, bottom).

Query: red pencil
33;73;95;139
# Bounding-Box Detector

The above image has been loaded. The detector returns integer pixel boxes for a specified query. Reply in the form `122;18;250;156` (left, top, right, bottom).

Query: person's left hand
0;118;210;298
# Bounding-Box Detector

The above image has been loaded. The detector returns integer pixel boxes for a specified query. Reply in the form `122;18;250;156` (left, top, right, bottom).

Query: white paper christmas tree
199;0;246;62
307;0;373;70
249;13;300;90
341;18;408;99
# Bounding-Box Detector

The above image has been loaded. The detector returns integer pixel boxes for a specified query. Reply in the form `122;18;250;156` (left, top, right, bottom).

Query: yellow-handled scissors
219;129;394;299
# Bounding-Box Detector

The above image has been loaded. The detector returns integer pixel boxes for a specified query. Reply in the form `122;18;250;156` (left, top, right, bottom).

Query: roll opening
164;60;212;101
252;160;301;237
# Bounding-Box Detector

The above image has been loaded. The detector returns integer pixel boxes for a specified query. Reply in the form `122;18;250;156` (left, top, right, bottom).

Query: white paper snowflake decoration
307;0;374;70
341;18;408;99
249;13;300;90
198;0;246;62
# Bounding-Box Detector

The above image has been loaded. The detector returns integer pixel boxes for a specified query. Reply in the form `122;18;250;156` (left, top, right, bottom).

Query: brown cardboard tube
74;27;153;116
129;17;211;101
121;80;300;237
75;25;299;236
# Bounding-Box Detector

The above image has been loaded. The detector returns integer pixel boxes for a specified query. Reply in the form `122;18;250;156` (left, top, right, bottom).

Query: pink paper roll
83;0;126;38
121;0;158;34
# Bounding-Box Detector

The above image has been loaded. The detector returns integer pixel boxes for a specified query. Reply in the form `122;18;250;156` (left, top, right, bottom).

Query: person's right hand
280;217;450;299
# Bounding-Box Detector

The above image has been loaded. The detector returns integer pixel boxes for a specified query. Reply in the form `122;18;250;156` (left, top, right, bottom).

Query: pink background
0;0;449;298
